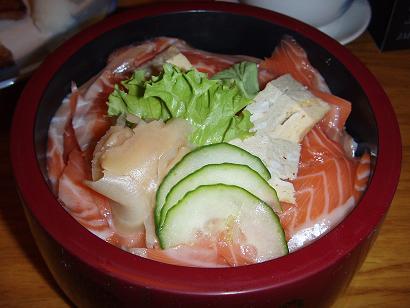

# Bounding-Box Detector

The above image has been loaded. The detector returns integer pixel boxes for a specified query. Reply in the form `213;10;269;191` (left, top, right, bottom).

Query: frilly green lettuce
108;62;257;145
211;61;259;99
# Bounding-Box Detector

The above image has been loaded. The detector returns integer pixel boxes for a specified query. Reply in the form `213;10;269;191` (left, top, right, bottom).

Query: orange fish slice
280;127;371;246
259;35;330;93
134;227;257;268
58;149;113;239
182;48;259;76
47;84;79;193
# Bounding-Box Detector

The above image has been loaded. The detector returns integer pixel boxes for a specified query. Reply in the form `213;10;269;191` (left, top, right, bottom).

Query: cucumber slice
159;184;288;262
159;163;281;228
155;143;271;227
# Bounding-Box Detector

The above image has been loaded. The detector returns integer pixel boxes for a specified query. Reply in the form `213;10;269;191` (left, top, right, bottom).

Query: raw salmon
58;149;113;239
353;152;371;200
181;48;260;76
131;246;226;268
313;89;352;143
105;37;181;73
72;73;115;152
46;84;79;193
259;35;330;93
131;226;256;268
107;230;146;250
279;127;370;250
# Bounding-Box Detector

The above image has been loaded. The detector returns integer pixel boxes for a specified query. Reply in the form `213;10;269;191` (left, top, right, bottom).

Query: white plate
318;0;371;45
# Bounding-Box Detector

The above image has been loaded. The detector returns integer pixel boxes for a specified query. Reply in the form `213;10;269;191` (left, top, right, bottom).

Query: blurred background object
118;0;158;6
239;0;372;45
117;0;199;7
368;0;410;51
0;0;27;20
240;0;353;27
0;0;116;89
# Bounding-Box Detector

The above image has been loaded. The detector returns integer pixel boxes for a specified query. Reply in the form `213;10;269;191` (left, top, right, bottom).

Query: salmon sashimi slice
354;152;371;200
47;97;71;193
259;35;330;93
63;115;80;162
72;72;115;152
258;67;276;90
130;228;256;268
131;246;227;268
312;89;352;143
46;84;79;193
58;149;113;239
107;230;146;250
181;48;261;76
106;37;183;74
279;127;371;251
213;222;258;266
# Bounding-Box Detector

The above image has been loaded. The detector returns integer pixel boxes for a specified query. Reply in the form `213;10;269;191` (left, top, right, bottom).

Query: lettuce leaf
211;61;259;99
107;63;255;145
224;110;254;141
107;70;171;121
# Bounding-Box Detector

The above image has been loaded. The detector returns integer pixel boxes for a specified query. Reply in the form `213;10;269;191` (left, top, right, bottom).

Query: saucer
235;0;371;45
318;0;371;45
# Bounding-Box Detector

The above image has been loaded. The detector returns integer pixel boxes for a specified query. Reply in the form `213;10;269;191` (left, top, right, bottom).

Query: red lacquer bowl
10;2;401;307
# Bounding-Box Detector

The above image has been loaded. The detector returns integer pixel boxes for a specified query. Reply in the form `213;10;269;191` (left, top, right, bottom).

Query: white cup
240;0;353;28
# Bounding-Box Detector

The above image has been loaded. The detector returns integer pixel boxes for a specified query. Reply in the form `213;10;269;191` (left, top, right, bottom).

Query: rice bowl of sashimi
10;2;401;308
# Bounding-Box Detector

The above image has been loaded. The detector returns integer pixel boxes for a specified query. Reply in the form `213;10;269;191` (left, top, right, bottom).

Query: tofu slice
268;177;296;204
230;134;300;180
166;52;193;71
230;135;300;204
247;74;330;143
